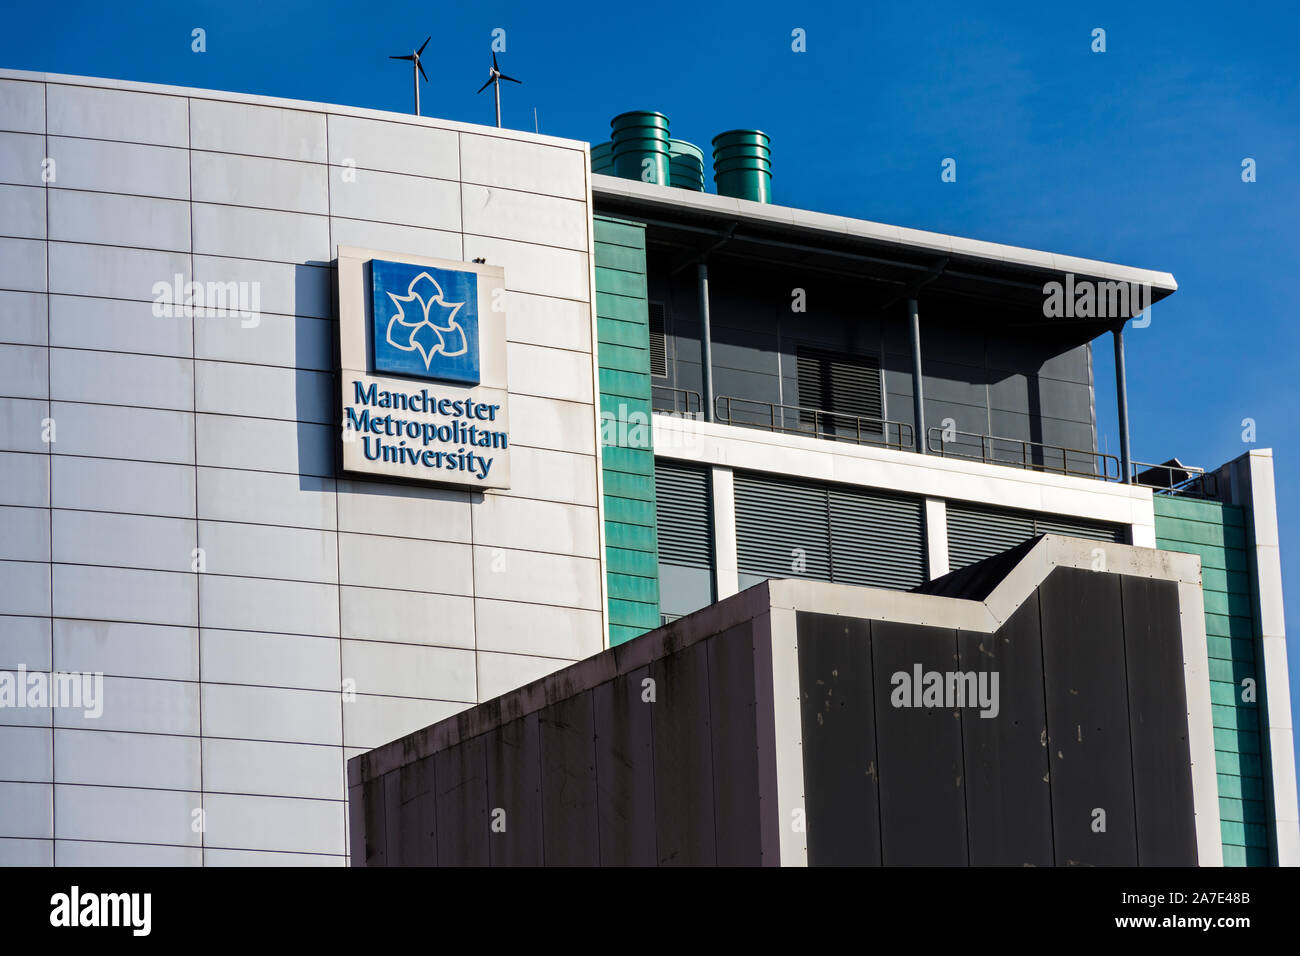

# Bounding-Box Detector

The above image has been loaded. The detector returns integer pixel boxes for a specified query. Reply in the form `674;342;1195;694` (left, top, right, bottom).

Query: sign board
337;246;511;488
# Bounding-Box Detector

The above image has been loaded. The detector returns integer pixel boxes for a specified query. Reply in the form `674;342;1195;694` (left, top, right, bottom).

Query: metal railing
652;388;1215;496
715;395;914;451
650;385;703;417
927;426;1122;481
1130;460;1219;499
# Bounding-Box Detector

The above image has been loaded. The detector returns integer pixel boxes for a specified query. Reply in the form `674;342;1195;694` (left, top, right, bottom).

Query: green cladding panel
1153;495;1272;866
594;215;660;645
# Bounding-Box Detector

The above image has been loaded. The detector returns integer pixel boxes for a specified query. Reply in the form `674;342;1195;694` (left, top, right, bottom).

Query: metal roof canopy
592;174;1178;327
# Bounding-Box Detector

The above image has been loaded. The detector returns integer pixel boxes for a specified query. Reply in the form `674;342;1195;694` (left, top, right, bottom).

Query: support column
923;497;949;580
908;298;926;453
1229;450;1300;865
1113;323;1132;482
698;263;715;422
711;465;739;600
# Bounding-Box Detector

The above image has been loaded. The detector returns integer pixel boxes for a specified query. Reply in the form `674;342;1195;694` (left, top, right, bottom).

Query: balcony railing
927;426;1122;481
714;395;914;451
648;391;1215;499
650;385;703;417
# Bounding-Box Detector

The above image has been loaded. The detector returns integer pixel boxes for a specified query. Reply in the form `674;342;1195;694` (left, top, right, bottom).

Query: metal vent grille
796;346;883;430
734;472;926;589
947;502;1127;571
654;461;712;567
648;302;668;378
829;488;927;589
735;474;831;579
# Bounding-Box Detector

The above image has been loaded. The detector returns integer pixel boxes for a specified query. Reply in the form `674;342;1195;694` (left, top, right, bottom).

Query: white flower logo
385;271;469;369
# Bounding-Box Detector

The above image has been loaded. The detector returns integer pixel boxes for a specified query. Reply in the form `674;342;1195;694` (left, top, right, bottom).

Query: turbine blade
492;51;500;70
417;60;428;81
418;36;431;55
390;54;414;60
500;73;522;84
476;77;494;94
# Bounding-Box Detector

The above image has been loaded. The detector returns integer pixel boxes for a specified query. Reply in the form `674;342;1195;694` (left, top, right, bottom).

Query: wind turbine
476;51;521;128
389;36;431;116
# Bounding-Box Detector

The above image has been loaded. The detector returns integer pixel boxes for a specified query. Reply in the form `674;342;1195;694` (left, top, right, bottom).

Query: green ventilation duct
591;140;615;175
667;139;706;192
611;110;671;186
712;129;771;203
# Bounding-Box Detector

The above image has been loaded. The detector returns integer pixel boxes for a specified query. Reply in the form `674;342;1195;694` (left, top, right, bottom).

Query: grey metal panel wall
958;594;1054;866
651;640;717;865
735;472;926;589
707;622;764;865
360;774;387;867
360;620;765;866
1038;569;1138;865
871;621;970;865
794;567;1200;867
593;666;657;865
393;755;438;866
1120;576;1198;865
947;502;1126;570
485;715;543;866
434;736;489;866
797;612;881;865
539;695;600;865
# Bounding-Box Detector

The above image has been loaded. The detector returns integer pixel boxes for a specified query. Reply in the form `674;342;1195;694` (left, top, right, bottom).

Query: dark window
796;346;883;435
648;302;668;378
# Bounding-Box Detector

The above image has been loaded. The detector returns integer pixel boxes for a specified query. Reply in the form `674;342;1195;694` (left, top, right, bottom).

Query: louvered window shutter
946;502;1127;570
648;302;667;378
796;346;883;436
654;462;712;567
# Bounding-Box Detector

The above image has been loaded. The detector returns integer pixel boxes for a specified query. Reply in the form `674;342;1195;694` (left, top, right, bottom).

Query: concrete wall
0;70;605;865
352;534;1217;867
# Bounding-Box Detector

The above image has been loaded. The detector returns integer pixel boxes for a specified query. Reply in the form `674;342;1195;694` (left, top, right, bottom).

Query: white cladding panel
0;71;603;864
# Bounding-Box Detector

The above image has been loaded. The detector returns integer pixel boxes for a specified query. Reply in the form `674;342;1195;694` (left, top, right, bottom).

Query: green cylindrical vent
667;139;705;191
611;110;671;186
591;141;615;175
712;129;772;203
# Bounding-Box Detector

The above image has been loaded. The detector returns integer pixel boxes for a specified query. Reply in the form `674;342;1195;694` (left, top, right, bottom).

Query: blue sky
4;2;1299;782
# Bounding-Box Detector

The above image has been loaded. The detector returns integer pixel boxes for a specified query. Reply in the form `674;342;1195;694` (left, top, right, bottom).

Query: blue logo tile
371;259;479;384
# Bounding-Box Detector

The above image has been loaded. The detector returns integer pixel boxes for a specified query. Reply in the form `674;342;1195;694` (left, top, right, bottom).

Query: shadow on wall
647;251;1093;465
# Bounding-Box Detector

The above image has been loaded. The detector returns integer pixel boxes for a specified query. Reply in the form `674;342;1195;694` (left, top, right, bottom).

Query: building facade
0;74;1295;866
351;536;1221;867
0;69;607;864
